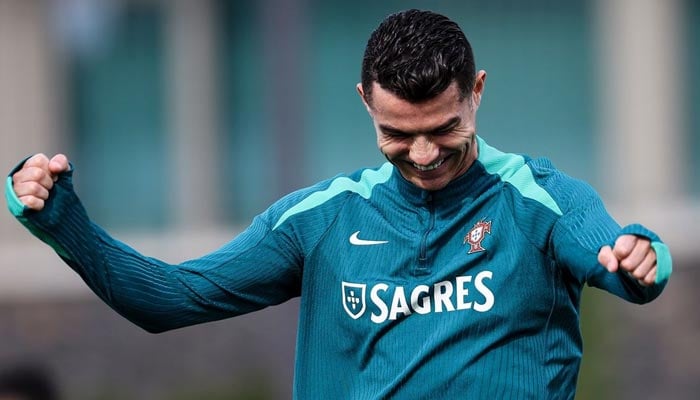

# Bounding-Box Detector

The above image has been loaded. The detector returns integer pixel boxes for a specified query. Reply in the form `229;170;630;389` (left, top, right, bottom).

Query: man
6;9;671;399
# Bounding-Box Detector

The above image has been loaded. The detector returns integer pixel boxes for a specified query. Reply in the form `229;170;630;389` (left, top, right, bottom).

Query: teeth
413;158;444;171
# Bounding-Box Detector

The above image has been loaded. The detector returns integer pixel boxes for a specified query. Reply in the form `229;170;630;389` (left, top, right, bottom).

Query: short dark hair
361;9;476;105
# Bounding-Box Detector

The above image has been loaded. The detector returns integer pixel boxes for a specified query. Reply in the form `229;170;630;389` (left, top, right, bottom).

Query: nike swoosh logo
349;231;389;246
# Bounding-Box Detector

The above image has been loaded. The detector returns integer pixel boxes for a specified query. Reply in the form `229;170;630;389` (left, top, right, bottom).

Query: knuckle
615;234;632;247
619;258;633;270
26;167;46;182
645;252;657;265
631;268;646;279
12;182;27;196
21;196;44;210
11;170;28;184
26;153;48;167
612;245;629;258
29;181;49;198
20;180;38;193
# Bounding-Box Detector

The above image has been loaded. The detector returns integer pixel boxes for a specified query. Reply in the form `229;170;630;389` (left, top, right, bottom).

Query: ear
356;83;372;114
471;70;487;108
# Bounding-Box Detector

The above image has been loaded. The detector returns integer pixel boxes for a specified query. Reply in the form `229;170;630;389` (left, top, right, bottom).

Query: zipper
417;194;435;271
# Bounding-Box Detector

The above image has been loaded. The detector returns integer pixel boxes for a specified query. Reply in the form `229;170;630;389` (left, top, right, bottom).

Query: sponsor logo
464;220;492;254
349;231;389;246
341;271;495;324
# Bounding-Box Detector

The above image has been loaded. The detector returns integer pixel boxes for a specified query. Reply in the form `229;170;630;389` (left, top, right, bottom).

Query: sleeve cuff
651;242;672;285
619;223;672;285
5;174;26;217
619;223;661;242
5;157;33;217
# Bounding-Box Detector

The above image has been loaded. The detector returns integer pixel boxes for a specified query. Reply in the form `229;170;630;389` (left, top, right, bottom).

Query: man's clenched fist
12;153;70;211
598;234;657;286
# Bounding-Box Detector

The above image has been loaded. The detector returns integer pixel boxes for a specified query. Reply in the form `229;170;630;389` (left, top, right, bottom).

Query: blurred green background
1;0;698;399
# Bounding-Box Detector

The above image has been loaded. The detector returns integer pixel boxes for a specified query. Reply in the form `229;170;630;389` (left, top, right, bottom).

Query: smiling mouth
412;158;445;172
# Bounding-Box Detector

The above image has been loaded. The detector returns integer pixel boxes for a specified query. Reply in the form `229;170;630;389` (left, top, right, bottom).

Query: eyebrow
379;116;462;136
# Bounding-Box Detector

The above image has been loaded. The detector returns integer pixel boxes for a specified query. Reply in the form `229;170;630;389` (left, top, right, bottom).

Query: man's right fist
12;153;70;211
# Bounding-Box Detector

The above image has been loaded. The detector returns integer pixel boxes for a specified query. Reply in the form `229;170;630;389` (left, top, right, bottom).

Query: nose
409;135;439;166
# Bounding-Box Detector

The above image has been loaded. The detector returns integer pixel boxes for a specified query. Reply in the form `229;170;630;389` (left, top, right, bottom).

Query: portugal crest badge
342;281;366;320
464;220;492;254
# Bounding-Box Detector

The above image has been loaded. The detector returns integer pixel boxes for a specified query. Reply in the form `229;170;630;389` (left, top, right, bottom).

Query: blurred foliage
66;373;277;400
576;288;618;400
167;373;276;400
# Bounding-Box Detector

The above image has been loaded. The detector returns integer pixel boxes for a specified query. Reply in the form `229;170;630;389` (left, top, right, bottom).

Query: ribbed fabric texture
7;138;671;399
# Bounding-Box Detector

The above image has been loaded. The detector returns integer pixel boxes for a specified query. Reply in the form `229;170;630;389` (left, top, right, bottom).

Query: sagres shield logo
342;281;366;319
464;220;492;254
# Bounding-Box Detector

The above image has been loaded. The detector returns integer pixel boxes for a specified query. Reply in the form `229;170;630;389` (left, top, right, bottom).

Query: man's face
358;72;486;191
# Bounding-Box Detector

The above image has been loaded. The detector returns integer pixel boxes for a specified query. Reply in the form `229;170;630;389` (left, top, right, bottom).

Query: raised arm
551;195;672;304
6;154;302;333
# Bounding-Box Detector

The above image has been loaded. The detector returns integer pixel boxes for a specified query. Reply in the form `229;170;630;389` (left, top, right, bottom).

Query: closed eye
379;117;462;139
432;128;453;136
381;128;411;139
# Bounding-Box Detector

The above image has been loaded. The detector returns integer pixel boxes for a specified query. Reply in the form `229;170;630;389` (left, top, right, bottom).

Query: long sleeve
5;166;302;333
548;176;672;304
478;142;672;304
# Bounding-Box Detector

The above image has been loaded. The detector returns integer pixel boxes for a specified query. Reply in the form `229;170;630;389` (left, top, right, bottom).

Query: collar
390;137;499;207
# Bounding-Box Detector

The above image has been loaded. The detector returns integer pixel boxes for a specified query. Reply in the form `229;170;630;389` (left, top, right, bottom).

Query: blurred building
0;0;698;399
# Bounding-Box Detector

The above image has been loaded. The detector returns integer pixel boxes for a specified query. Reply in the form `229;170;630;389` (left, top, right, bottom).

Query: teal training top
6;137;672;399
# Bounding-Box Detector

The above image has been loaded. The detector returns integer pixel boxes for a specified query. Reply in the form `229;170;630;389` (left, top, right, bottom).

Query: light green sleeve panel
477;137;563;216
272;163;394;230
5;175;25;217
651;241;672;284
5;174;72;260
